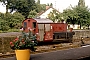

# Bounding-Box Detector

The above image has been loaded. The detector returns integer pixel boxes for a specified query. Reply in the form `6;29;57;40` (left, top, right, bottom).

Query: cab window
45;24;50;31
33;22;36;28
24;22;27;28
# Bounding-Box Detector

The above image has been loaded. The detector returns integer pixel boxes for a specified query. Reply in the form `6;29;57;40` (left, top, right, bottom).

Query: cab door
38;24;44;41
44;24;53;41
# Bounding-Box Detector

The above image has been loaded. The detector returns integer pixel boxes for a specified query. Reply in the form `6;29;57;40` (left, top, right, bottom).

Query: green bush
8;29;21;32
0;30;2;33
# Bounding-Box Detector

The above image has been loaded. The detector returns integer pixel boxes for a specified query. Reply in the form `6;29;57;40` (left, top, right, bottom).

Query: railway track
0;37;90;58
0;42;81;58
35;43;80;52
0;31;90;59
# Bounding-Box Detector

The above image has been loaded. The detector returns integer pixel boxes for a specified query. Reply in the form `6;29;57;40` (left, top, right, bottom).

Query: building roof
34;18;53;23
38;6;60;16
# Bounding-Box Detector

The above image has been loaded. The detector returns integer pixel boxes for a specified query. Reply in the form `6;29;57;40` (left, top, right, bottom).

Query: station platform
1;45;90;60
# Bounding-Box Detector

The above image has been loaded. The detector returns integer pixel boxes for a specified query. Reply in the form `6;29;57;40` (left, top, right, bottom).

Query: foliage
8;29;20;32
0;12;4;19
15;0;37;18
0;0;47;18
0;14;4;30
9;12;25;29
0;12;25;31
27;10;37;18
0;13;10;31
1;0;90;30
10;29;37;51
5;12;25;29
48;10;61;22
0;20;10;31
47;3;53;7
0;0;37;18
40;4;46;11
78;0;85;7
63;8;79;24
62;5;90;28
74;6;90;27
35;0;46;13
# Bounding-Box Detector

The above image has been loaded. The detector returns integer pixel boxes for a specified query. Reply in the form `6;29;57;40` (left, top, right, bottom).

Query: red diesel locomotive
22;18;75;43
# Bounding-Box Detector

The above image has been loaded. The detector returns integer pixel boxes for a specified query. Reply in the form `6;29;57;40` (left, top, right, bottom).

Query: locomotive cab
22;18;38;33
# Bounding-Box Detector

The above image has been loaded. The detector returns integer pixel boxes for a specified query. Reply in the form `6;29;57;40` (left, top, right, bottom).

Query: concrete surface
1;45;90;60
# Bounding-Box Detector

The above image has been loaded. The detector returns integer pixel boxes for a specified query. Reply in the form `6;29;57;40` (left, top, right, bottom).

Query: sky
0;0;90;13
40;0;90;12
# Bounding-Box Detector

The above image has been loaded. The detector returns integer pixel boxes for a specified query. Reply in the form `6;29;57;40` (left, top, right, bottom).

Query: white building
0;2;6;13
38;6;60;19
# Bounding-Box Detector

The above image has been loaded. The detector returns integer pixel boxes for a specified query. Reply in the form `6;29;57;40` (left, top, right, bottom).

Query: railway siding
0;43;81;58
0;30;90;58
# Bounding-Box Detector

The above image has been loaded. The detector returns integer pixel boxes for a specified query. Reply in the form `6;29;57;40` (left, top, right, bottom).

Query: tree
10;12;25;29
46;3;53;7
48;10;61;22
13;0;36;18
50;3;53;7
40;4;46;11
62;5;90;29
35;0;46;13
37;0;40;4
0;20;10;31
0;0;37;18
27;10;37;18
0;12;10;31
0;12;5;30
0;12;25;30
63;8;79;24
78;0;85;7
0;0;47;18
75;6;90;28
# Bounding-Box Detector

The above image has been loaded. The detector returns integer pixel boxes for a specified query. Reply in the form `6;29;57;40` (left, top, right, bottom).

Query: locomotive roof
34;18;53;23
